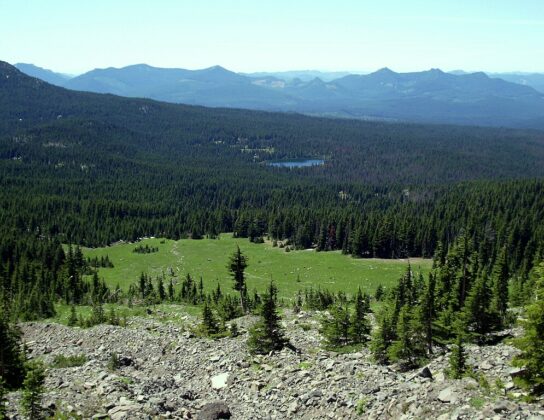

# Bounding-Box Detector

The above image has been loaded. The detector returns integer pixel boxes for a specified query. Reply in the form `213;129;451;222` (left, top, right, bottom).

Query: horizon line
11;61;544;78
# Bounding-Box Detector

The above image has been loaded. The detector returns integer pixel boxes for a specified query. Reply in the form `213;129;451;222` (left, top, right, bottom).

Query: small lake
268;159;325;168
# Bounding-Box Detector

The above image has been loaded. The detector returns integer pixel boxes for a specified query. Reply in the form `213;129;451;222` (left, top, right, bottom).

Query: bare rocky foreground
5;311;544;419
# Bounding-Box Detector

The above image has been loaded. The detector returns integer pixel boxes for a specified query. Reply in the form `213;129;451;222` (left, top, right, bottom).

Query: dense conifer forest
1;60;544;305
1;60;544;395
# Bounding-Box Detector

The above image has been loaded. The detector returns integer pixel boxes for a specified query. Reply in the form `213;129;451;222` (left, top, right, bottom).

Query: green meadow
82;234;432;299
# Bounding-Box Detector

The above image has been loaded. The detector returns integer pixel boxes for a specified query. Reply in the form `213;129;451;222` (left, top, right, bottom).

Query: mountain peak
374;67;396;75
124;63;155;70
0;60;16;71
1;61;33;80
203;65;229;72
13;62;71;86
467;71;489;79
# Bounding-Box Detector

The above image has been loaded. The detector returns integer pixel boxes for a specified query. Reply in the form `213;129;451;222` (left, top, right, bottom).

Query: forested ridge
0;60;544;320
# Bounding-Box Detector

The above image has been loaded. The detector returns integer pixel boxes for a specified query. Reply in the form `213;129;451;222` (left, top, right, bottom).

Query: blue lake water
268;159;324;168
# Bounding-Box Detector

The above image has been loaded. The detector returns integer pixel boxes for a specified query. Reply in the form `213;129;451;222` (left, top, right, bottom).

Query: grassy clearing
82;234;432;299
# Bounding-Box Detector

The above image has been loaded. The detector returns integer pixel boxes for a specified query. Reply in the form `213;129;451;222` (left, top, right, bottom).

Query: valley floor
81;235;432;298
5;310;544;419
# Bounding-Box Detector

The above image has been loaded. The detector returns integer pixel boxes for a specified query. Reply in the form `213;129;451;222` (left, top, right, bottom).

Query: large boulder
211;372;230;390
198;401;231;420
438;387;458;403
418;366;433;379
509;367;527;379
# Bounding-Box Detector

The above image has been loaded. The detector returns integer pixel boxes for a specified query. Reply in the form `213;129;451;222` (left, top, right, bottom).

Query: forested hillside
0;60;544;318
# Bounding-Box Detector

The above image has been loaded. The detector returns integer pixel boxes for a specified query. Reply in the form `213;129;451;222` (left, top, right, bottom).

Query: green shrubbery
51;354;87;369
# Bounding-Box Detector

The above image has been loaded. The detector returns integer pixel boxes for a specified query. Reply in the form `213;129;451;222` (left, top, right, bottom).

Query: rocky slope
4;310;544;419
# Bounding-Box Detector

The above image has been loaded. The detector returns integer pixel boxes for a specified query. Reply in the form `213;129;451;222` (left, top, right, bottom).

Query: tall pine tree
21;360;45;420
349;288;371;344
228;246;248;313
491;247;509;319
247;282;287;354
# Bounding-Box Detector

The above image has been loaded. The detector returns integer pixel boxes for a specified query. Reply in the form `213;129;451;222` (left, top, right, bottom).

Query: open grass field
82;234;432;299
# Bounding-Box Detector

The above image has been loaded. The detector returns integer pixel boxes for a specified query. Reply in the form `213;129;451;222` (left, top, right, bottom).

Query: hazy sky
1;0;543;74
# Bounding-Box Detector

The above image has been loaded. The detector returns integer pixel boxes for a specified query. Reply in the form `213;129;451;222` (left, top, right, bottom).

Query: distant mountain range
450;70;544;93
14;63;72;86
14;62;544;129
242;70;356;82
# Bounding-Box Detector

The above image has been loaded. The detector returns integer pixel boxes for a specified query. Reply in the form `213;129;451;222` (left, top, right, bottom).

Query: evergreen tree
447;328;468;379
392;265;415;322
228;246;248;313
67;305;78;327
201;302;220;336
168;279;174;302
350;225;366;257
349;288;371;344
247;282;287;354
213;282;223;303
388;305;426;368
21;360;45;420
198;277;204;302
491;247;509;319
157;276;166;302
0;310;26;388
463;273;495;340
90;272;100;304
371;311;395;364
139;272;146;300
0;377;7;419
229;322;239;337
420;273;436;353
413;272;426;301
452;233;473;310
513;262;544;394
107;306;119;325
90;302;105;326
375;284;384;301
320;303;351;348
316;223;327;251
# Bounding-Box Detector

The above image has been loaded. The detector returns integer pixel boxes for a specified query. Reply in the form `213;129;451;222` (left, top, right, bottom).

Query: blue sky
1;0;543;74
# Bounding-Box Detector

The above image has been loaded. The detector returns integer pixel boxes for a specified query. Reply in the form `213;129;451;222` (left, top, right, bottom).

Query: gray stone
480;360;493;370
493;401;510;413
211;372;229;390
250;381;263;393
438;387;458;403
198;401;231;420
509;367;527;378
418;366;433;379
435;371;446;382
180;389;197;400
287;401;299;415
117;356;134;367
462;377;479;388
309;389;323;398
107;405;141;420
13;308;544;420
